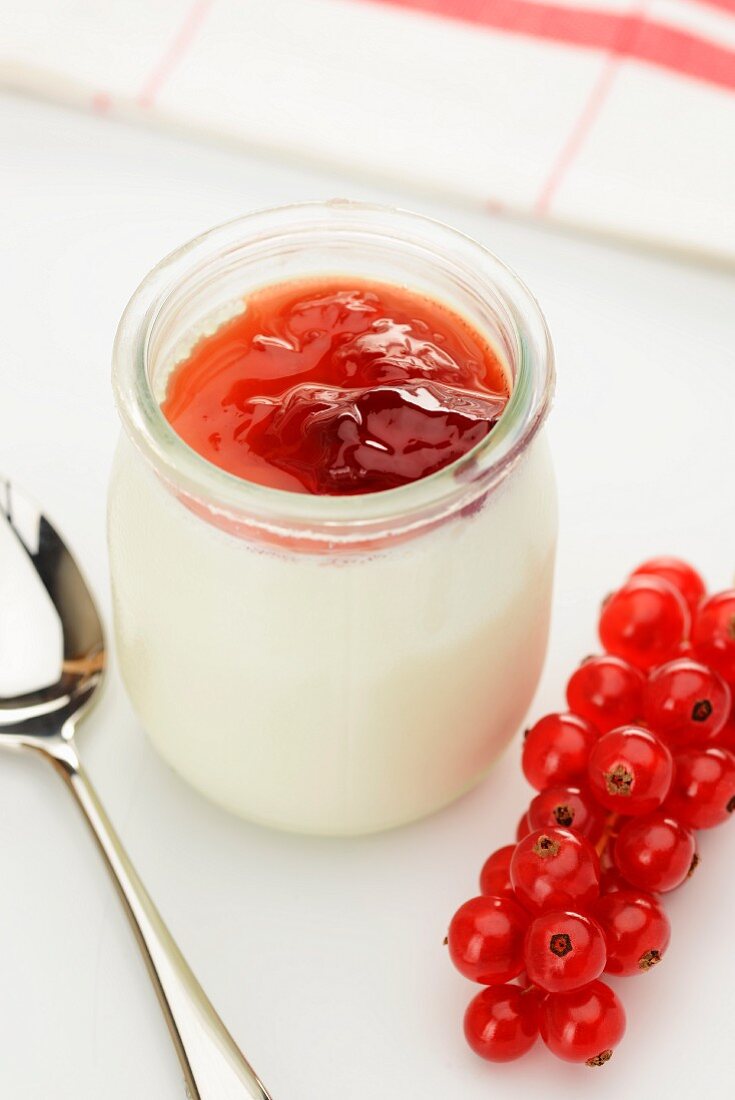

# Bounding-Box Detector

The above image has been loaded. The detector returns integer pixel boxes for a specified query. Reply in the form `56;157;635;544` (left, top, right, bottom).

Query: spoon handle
50;738;273;1100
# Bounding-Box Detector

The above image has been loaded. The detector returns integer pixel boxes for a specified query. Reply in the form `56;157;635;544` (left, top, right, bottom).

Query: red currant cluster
447;557;735;1068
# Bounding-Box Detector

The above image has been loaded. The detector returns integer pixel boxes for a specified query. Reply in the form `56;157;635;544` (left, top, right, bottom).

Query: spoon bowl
0;477;104;737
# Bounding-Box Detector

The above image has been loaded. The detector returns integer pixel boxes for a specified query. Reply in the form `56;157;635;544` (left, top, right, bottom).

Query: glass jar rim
112;200;554;545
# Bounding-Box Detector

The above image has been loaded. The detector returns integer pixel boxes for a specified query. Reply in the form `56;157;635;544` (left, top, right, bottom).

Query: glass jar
109;201;557;836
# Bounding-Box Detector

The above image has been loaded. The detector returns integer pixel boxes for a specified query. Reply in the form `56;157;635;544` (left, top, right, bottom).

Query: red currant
599;575;690;670
665;746;735;829
524;910;607;993
479;845;515;898
522;713;598;792
645;659;731;748
598;837;634;891
600;864;632;895
539;980;625;1065
510;827;600;914
631;556;706;618
566;655;645;734
713;715;735;753
463;984;540;1062
693;590;735;685
594;890;670;976
587;726;673;814
516;810;531;842
527;786;605;841
447;896;529;984
447;560;735;1073
614;813;697;892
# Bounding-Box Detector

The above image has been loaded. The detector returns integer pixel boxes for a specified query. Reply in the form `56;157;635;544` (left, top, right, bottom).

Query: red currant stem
595;813;620;859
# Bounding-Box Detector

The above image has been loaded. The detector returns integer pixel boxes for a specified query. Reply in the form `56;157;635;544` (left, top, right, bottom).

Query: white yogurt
108;431;556;834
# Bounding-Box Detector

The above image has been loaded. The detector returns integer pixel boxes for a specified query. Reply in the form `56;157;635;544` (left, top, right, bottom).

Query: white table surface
1;90;734;1100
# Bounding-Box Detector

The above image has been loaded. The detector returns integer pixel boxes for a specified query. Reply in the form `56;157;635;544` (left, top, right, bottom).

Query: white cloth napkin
2;0;734;261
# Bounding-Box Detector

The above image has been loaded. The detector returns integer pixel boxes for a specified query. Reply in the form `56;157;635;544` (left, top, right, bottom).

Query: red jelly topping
162;279;509;495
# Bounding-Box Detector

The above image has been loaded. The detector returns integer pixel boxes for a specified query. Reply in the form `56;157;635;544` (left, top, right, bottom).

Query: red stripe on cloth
535;52;621;212
138;0;215;108
362;0;735;91
692;0;735;14
535;0;645;211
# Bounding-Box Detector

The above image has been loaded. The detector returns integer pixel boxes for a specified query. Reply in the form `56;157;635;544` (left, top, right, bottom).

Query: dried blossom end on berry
605;765;633;797
549;933;573;958
586;1049;613;1068
692;699;713;722
638;949;661;970
534;835;560;858
589;727;673;815
688;854;700;878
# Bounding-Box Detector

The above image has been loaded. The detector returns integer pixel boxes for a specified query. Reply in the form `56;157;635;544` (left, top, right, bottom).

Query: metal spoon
0;477;273;1100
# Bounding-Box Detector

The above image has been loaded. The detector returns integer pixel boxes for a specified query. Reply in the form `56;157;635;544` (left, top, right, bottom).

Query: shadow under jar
109;201;557;836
